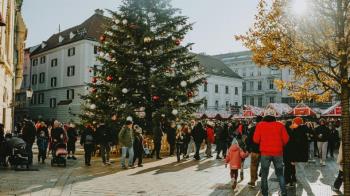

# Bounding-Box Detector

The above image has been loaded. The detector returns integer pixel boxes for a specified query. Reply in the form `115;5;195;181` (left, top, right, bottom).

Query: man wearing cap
119;120;134;169
253;112;289;196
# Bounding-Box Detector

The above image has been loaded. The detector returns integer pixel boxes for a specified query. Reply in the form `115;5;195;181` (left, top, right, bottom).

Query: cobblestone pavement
0;150;343;196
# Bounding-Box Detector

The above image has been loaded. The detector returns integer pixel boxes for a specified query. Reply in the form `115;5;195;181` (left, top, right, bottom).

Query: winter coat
284;125;309;162
118;126;133;147
315;125;331;142
36;126;49;150
306;127;316;142
214;125;227;142
246;125;260;153
133;133;144;154
51;127;65;143
253;116;289;156
80;127;95;145
153;125;164;143
96;124;113;145
167;127;176;145
206;126;215;144
329;128;339;143
225;144;249;169
67;127;78;142
337;142;343;171
192;123;206;144
22;121;36;144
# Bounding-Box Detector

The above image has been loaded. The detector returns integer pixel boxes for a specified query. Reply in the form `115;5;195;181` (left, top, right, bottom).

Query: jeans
308;141;315;160
260;156;286;196
25;143;33;165
100;144;110;163
187;137;195;156
317;142;328;162
176;142;184;162
216;141;227;157
250;152;260;183
84;144;94;164
121;146;134;167
205;139;212;156
168;142;175;155
328;140;336;158
154;141;161;158
194;142;201;159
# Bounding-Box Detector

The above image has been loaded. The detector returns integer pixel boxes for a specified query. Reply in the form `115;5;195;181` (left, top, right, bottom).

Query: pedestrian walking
246;116;263;187
192;122;206;160
176;123;187;162
225;138;249;190
133;125;143;167
80;125;95;166
36;121;49;164
96;123;113;165
22;118;36;165
167;121;176;156
332;142;343;192
67;123;78;160
215;122;228;159
119;120;134;169
306;121;316;162
186;120;196;158
315;119;330;166
153;120;164;160
328;124;339;158
205;121;215;158
253;113;289;196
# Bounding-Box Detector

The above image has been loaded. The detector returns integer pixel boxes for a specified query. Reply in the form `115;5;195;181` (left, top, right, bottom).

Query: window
250;71;254;76
269;80;274;89
258;81;262;90
270;96;275;103
242;68;246;77
32;94;37;105
38;93;44;104
67;89;74;100
215;84;219;93
51;77;57;87
68;47;75;56
225;86;229;94
204;99;208;109
258;96;263;107
40;56;46;64
32;59;38;66
204;83;208;92
51;58;58;67
250;81;254;90
23;75;27;87
50;98;57;108
234;102;238;106
257;69;261;76
235;87;238;95
243;96;247;105
243;82;246;92
39;72;45;83
94;45;99;54
250;97;255;106
32;74;37;85
67;66;75;77
215;100;219;110
226;101;230;111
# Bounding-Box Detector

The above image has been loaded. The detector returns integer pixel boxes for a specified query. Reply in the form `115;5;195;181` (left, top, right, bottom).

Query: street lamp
26;88;33;99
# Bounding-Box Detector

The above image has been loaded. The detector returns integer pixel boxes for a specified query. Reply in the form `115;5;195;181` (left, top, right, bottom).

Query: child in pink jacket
225;139;249;190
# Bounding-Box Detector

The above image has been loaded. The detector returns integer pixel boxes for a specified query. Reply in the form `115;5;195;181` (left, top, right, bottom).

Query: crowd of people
0;113;343;195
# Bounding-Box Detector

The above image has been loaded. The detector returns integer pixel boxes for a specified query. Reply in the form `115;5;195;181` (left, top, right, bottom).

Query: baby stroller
51;142;68;167
6;136;29;169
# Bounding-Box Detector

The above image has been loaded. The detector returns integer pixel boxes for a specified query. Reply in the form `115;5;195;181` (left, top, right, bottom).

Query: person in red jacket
205;121;215;158
253;114;289;196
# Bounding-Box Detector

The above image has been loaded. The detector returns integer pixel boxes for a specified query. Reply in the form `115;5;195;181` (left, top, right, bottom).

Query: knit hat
291;117;303;129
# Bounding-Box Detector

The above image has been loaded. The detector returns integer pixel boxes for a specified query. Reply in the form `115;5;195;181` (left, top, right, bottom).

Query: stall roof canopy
322;102;341;116
290;102;316;116
265;103;292;116
243;105;264;117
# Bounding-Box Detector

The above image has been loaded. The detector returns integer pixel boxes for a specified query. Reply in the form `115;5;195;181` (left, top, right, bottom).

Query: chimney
95;9;104;16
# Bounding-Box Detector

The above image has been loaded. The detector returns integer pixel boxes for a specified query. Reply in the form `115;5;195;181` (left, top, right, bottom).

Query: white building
196;54;242;115
17;11;242;123
16;10;106;123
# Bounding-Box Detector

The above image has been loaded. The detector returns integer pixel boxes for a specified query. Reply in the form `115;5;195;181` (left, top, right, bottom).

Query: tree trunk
341;85;350;195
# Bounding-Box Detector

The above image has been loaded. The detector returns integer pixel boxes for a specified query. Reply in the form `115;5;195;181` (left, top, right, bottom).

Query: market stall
290;102;316;116
242;105;264;118
321;102;341;117
264;103;293;117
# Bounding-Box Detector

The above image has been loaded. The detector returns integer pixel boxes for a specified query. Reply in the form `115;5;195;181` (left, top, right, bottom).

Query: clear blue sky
22;0;259;55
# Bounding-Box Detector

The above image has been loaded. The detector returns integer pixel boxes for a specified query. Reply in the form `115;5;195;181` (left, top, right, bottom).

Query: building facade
0;0;27;131
214;51;282;108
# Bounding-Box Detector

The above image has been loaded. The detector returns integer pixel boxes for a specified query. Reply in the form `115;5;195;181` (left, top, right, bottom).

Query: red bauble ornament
100;35;106;42
175;39;181;46
187;91;193;98
91;88;97;93
92;77;97;83
152;95;160;101
107;75;113;82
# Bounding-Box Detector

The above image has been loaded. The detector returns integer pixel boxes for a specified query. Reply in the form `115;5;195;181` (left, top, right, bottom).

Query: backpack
85;134;93;144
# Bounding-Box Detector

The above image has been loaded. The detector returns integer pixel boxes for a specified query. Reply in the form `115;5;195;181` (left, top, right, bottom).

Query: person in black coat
192;122;206;160
328;124;339;158
67;124;78;160
215;122;228;159
133;125;144;167
153;121;164;160
80;125;95;166
315;119;331;166
284;117;309;186
95;123;113;165
22;119;36;165
166;121;176;156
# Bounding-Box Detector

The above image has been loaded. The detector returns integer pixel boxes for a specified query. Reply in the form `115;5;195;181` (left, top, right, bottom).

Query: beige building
0;0;27;132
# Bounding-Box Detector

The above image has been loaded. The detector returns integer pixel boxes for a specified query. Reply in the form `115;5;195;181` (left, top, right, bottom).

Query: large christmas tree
80;0;205;132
